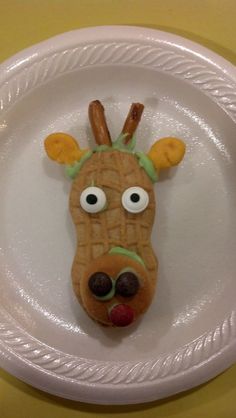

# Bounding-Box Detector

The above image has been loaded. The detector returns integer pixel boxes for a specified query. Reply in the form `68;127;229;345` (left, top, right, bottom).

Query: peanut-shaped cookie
45;101;185;327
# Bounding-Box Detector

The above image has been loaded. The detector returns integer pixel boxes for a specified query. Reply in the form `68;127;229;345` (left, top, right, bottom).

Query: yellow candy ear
147;137;186;171
44;133;88;165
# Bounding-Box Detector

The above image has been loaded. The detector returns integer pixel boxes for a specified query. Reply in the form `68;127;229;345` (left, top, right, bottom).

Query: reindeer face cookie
45;101;186;327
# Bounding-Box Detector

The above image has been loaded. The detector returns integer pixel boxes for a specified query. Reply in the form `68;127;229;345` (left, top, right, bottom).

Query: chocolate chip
88;272;112;297
115;272;140;297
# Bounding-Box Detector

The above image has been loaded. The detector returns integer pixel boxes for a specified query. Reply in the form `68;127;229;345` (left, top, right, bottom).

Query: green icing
112;133;136;152
109;246;145;268
136;152;158;183
117;267;137;275
65;150;93;179
65;136;135;180
93;145;110;152
112;146;135;155
65;138;158;183
93;134;136;154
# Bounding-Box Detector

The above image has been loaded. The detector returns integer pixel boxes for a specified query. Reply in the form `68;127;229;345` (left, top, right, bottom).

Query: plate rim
1;306;236;404
1;25;236;123
1;25;236;79
0;25;236;404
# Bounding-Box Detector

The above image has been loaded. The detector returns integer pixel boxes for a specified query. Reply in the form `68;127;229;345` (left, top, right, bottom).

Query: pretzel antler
122;103;144;144
89;100;112;146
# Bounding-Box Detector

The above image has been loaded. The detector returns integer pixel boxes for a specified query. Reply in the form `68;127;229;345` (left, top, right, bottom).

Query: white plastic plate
0;26;236;405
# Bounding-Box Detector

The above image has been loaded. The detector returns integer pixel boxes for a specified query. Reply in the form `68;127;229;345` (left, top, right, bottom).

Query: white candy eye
121;186;149;213
80;187;107;213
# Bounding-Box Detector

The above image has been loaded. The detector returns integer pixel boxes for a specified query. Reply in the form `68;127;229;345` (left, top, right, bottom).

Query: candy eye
80;186;107;213
121;186;149;213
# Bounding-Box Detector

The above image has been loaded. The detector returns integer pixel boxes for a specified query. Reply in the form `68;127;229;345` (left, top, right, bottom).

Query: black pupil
86;194;98;205
130;193;140;203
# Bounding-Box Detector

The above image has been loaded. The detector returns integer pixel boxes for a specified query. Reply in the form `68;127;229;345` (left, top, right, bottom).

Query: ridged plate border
1;38;236;121
0;306;235;384
0;26;236;404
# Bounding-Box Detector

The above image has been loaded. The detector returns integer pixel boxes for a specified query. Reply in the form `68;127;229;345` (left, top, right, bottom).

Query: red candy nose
109;304;134;327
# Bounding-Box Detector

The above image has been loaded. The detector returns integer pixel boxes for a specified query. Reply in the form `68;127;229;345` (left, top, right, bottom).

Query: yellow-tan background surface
0;1;236;417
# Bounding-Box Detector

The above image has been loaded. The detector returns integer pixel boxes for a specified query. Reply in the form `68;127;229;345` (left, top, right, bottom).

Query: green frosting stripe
136;152;158;183
109;246;146;268
65;151;93;179
93;145;110;152
112;133;136;152
65;142;158;183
